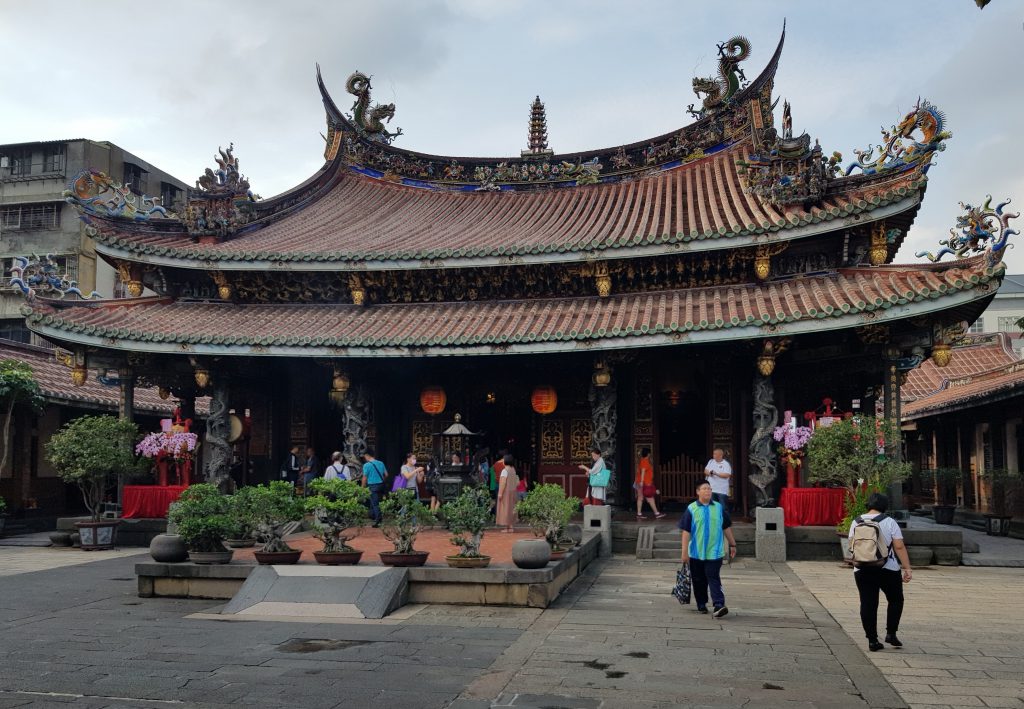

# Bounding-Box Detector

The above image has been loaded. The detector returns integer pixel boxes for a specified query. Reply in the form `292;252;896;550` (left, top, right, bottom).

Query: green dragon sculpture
346;71;403;144
689;36;751;119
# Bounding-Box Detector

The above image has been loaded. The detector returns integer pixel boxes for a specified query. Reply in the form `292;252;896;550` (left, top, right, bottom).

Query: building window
0;322;31;343
42;145;65;173
160;181;182;211
0;203;61;230
123;163;148;194
967;319;985;334
4;148;33;176
998;316;1021;332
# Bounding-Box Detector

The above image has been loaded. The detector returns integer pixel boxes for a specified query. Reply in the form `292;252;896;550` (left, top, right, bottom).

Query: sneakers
884;634;903;648
712;606;729;619
654;513;666;519
696;606;708;614
868;639;884;652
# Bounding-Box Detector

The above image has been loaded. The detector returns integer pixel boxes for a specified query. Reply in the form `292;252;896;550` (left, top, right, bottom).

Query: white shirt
323;462;347;481
705;459;732;495
848;512;903;572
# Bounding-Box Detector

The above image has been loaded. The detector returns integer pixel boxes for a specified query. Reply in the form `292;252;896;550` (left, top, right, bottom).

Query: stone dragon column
589;377;618;506
203;377;233;493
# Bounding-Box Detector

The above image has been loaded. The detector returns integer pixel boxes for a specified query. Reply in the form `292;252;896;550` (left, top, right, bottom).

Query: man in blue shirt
679;480;737;618
361;449;388;527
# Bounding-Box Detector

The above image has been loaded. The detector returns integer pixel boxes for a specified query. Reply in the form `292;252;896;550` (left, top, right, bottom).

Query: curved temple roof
23;257;1001;358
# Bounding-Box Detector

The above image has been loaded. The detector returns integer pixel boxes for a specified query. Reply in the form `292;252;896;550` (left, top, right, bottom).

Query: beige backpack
850;515;892;568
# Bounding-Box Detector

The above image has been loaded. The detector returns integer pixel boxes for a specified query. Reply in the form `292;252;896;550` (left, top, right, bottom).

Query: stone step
653;539;681;549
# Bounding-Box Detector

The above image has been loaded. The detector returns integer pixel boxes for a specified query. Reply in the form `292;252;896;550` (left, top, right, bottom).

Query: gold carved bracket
209;270;232;300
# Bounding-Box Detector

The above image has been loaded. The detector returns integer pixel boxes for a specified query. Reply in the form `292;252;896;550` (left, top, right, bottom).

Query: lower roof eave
903;384;1024;421
92;194;922;273
27;286;987;359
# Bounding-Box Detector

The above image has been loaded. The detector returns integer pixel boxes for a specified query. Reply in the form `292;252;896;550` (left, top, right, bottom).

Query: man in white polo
704;448;732;510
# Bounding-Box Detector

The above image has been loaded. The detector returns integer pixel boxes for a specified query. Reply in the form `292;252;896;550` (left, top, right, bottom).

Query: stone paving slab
789;561;1024;709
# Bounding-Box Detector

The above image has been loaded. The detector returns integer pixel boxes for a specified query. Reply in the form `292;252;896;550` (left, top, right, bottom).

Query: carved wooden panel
541;419;564;463
411;420;432;460
570;418;593;463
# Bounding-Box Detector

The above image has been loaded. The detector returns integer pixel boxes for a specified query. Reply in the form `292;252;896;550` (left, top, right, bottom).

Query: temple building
11;29;1017;515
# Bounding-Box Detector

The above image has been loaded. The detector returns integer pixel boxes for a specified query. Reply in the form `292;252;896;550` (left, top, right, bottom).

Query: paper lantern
531;386;558;415
420;386;446;415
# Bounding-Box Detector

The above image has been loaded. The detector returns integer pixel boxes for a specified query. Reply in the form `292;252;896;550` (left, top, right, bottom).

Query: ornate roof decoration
9;254;100;302
182;144;258;242
917;195;1019;266
687;36;751;120
346;71;402;144
21;257;1002;358
62;169;175;221
315;28;785;191
845;99;950;176
523;96;553;158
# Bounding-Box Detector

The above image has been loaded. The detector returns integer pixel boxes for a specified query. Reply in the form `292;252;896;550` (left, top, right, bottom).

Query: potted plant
515;483;580;561
442;486;493;568
931;468;960;525
806;416;910;559
166;484;234;563
773;424;813;488
248;481;305;564
305;478;370;565
379;488;435;566
224;486;258;548
981;469;1020;536
45;415;141;550
136;429;199;486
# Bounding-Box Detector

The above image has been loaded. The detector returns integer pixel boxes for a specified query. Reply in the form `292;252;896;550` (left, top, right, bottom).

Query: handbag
672;563;692;605
589;464;610;488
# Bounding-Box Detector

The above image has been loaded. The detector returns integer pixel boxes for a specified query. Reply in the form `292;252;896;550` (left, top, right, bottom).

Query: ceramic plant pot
75;520;121;551
445;555;491;569
313;550;363;565
188;549;234;565
511;539;551;569
254;549;302;565
379;551;429;567
149;533;188;563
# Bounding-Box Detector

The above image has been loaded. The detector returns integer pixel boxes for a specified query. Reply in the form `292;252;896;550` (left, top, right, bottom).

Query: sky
2;0;1022;271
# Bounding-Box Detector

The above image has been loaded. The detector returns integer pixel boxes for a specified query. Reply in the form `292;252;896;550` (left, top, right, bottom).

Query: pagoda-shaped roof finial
522;95;554;159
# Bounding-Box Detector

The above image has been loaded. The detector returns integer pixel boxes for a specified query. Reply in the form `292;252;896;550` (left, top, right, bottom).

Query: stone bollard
755;507;786;562
583;504;612;558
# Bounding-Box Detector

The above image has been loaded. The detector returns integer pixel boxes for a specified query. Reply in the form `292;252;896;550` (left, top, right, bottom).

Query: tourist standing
580;447;609;505
301;446;320;496
849;492;912;652
704;448;732;509
399;453;425;500
679;480;737;617
280;444;303;483
635;447;665;520
323;451;348;480
495;454;519;532
362;449;388;527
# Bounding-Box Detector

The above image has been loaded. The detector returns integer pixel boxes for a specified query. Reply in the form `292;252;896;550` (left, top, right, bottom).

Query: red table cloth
122;485;187;519
778;487;849;527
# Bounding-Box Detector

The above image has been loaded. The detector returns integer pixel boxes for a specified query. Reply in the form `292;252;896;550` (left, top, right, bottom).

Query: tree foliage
45;415;140;521
380;488;435;554
515;483;579;548
168;483;233;552
246;481;305;553
305;478;370;553
443;486;492;557
0;359;45;478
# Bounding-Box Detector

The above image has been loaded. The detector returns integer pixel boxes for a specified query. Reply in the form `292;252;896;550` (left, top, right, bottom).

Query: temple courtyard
0;549;1021;708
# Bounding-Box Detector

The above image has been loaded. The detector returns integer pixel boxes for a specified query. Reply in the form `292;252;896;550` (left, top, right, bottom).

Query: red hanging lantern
420;386;446;415
531;386;558;415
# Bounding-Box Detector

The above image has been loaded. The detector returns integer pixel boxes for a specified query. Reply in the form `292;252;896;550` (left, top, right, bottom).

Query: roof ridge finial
522;95;553;159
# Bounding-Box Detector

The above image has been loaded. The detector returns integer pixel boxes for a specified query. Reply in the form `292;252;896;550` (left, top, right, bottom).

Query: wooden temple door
536;413;593;499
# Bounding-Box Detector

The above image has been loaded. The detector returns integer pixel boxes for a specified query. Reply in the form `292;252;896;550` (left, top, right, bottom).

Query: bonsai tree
0;360;44;478
167;483;233;552
516;483;580;549
305;478;370;553
226;485;259;541
247;481;305;552
443;486;492;558
805;416;910;533
379;488;435;554
981;469;1021;517
45;415;141;521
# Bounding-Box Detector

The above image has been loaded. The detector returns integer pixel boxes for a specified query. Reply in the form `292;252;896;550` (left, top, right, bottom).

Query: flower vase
786;463;799;489
178;458;192;487
157;455;170;486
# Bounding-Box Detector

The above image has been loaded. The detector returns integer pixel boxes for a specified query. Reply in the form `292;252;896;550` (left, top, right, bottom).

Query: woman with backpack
848;492;913;652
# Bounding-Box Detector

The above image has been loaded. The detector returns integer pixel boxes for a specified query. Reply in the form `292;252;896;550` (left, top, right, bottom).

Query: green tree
45;415;140;521
0;360;44;478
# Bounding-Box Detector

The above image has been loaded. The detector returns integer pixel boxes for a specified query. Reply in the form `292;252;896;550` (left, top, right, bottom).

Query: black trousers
854;567;904;640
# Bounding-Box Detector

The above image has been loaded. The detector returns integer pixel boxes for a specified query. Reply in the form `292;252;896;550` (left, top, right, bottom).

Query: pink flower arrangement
136;431;198;461
772;425;814;468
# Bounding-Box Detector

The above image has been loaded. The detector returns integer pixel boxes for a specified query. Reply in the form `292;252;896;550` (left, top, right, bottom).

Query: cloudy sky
3;0;1022;271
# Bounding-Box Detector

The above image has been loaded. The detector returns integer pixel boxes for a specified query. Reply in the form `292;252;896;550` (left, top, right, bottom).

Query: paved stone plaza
0;548;1022;708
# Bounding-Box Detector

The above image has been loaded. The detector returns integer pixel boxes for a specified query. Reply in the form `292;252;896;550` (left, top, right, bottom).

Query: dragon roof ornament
687;36;751;120
9;254;100;302
846;99;950;176
62;169;174;221
183;143;258;242
346;71;402;144
917;196;1019;267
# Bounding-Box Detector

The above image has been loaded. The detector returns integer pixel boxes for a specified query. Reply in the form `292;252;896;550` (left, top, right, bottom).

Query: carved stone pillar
342;384;370;465
748;373;779;507
589;380;618;505
118;368;135;423
203;377;233;492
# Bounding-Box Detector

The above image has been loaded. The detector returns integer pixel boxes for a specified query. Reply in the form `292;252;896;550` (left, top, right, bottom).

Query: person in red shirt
635;447;665;520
